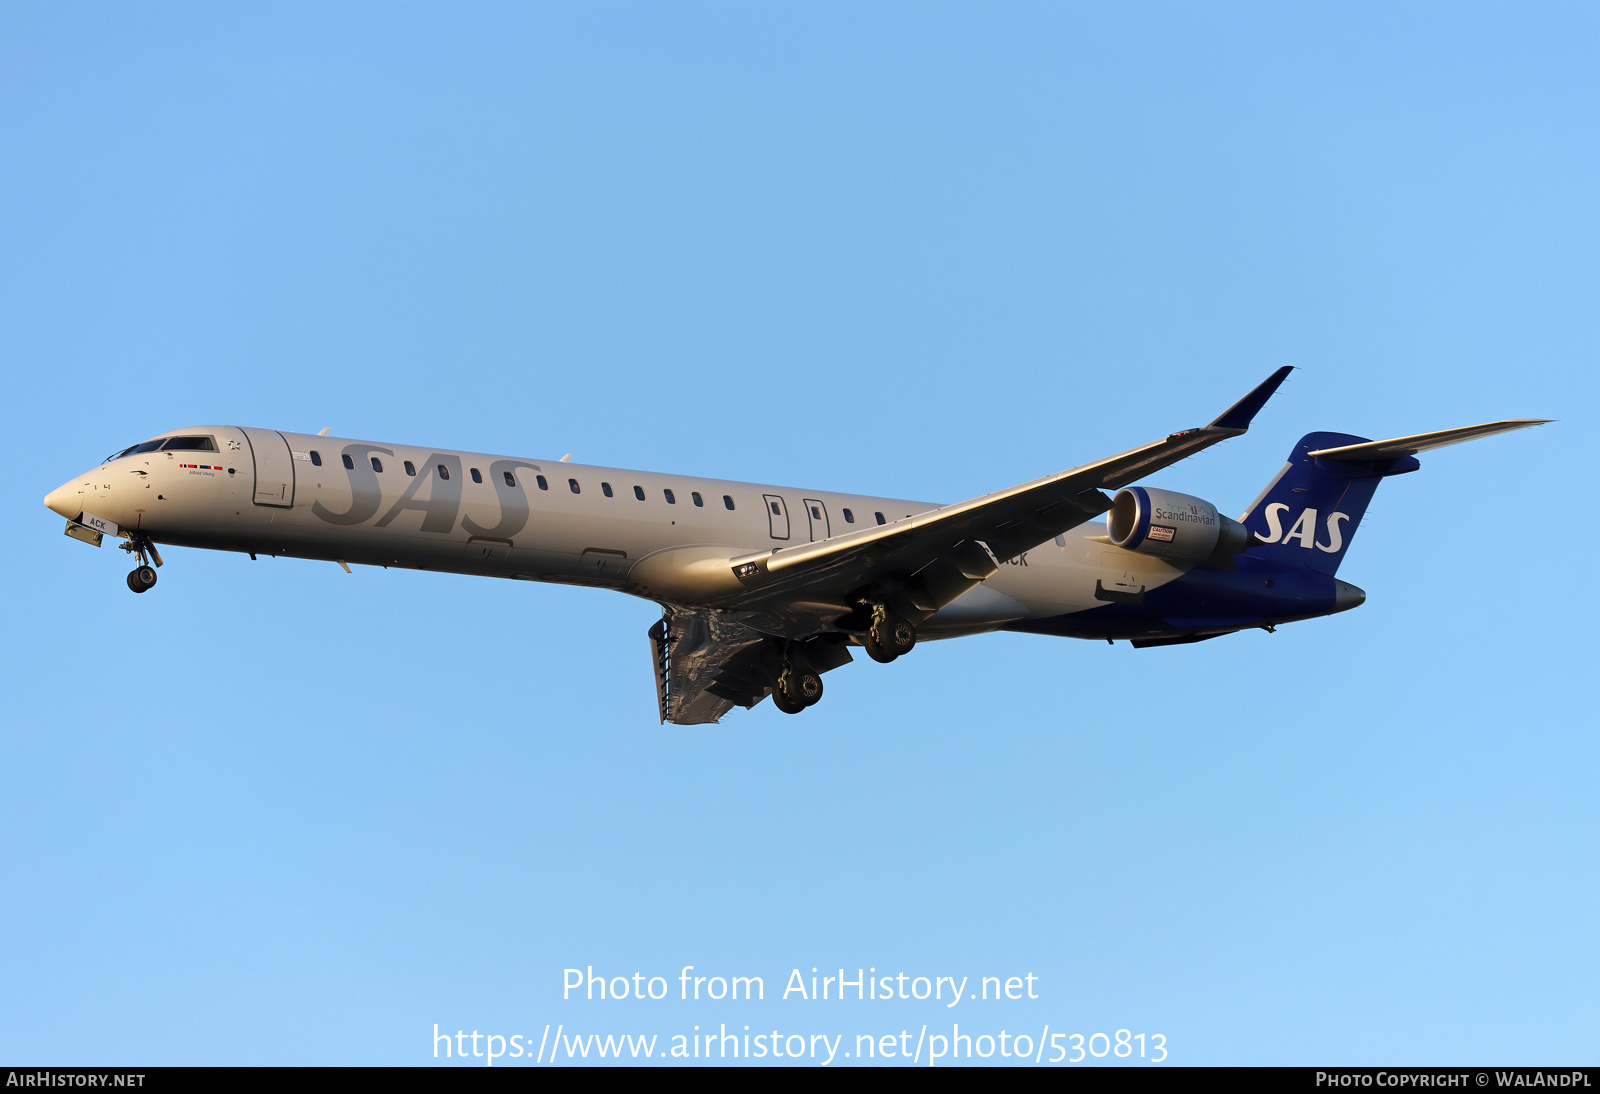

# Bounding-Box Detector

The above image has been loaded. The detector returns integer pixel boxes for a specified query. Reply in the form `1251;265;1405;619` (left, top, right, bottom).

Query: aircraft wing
647;607;778;724
718;367;1295;623
647;606;857;724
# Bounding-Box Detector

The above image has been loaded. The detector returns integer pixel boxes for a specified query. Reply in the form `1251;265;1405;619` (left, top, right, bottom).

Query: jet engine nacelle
1107;486;1250;561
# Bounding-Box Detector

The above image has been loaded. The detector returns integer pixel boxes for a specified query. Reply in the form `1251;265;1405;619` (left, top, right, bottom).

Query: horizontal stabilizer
1306;419;1549;462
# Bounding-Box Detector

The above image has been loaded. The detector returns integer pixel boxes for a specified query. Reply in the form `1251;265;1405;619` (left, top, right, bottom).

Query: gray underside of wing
648;607;771;725
647;606;855;725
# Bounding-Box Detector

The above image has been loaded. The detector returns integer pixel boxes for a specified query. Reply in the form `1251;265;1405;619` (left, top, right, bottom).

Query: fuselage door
803;498;830;542
763;494;790;540
240;427;295;508
1096;545;1147;605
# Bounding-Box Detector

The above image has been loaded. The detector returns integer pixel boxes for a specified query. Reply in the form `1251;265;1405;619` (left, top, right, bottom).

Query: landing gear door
240;427;295;508
763;494;790;540
803;499;830;542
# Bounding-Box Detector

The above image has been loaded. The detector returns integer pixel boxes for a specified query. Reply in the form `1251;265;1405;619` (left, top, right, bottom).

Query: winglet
1207;366;1295;432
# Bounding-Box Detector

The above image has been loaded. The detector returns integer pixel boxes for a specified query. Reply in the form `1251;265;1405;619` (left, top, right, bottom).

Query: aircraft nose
44;480;83;521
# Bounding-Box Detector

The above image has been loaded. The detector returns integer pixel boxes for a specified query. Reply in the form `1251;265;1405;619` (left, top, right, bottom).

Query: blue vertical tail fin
1239;419;1545;575
1239;432;1418;576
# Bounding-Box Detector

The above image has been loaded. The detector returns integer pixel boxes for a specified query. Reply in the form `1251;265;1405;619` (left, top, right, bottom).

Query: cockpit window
107;440;165;461
160;436;217;451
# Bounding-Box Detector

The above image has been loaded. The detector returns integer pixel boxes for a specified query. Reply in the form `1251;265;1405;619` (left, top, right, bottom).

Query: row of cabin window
560;483;889;524
312;451;506;485
796;503;882;526
313;451;497;484
564;478;733;510
307;450;888;524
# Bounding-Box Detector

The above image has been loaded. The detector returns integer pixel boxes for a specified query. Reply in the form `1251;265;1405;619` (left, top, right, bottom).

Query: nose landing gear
119;533;164;594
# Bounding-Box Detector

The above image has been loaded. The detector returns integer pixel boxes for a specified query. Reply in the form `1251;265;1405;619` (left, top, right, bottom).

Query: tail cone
1333;579;1366;612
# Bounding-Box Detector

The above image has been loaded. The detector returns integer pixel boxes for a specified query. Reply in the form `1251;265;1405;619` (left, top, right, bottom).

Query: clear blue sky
1;1;1594;1066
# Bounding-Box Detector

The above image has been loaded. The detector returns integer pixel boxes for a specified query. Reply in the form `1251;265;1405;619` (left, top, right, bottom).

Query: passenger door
240;427;296;508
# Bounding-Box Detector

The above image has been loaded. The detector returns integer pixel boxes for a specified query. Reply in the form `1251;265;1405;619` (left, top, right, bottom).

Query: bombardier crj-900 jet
45;369;1544;724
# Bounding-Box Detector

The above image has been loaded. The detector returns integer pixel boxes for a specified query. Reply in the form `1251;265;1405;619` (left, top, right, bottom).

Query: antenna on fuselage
559;453;571;462
317;427;330;436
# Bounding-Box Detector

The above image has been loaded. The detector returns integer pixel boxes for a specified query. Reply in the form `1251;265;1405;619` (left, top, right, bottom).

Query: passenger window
569;478;580;494
503;471;516;487
875;512;886;525
634;485;646;501
842;508;854;523
664;489;676;504
310;451;322;467
371;457;383;473
770;501;781;516
342;454;354;470
437;464;450;480
692;492;704;507
536;475;549;490
724;495;735;510
470;468;482;484
161;436;217;451
404;461;415;476
810;505;821;519
602;482;614;497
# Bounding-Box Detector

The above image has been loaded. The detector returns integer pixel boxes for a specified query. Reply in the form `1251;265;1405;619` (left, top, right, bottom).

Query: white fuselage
45;425;1188;638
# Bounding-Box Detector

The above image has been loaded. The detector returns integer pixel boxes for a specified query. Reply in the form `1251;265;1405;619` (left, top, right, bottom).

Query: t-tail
1240;419;1549;576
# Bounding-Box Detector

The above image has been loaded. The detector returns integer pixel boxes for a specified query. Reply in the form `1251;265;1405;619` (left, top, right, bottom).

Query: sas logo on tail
1259;504;1350;553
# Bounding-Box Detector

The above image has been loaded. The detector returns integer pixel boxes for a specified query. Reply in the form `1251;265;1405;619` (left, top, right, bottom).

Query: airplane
43;368;1545;724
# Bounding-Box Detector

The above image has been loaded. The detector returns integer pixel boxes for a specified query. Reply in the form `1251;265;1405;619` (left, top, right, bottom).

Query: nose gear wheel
119;533;164;594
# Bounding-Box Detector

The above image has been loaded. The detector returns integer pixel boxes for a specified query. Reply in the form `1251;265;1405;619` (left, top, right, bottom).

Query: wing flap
649;607;853;724
649;607;767;725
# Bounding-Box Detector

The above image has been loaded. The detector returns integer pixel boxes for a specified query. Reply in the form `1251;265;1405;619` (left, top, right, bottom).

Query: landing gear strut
120;533;164;594
862;607;916;664
772;662;824;715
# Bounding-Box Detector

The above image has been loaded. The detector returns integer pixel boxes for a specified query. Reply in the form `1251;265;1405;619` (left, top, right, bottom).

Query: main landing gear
772;664;824;715
120;533;164;594
765;611;913;717
862;607;916;664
